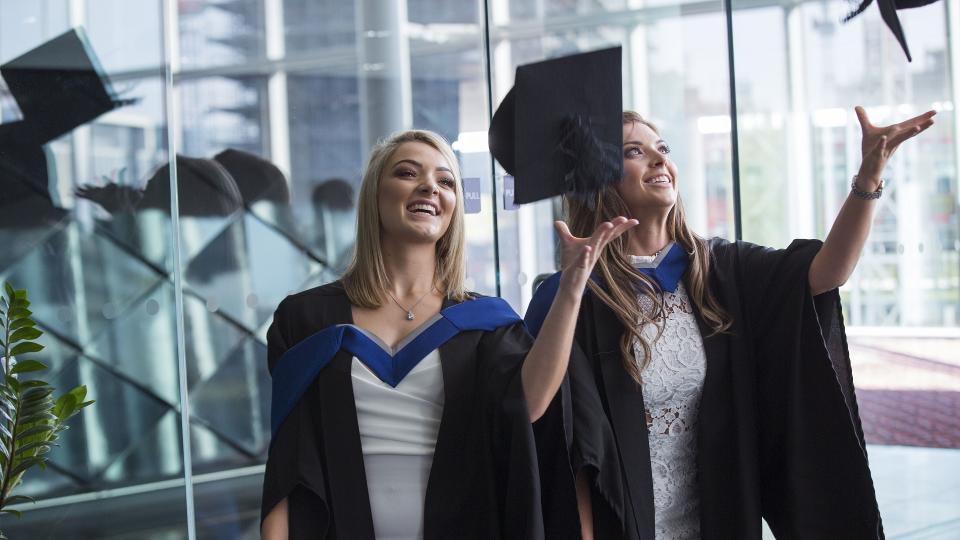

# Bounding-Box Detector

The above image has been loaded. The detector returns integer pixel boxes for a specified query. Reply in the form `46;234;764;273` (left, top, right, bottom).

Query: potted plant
0;283;93;537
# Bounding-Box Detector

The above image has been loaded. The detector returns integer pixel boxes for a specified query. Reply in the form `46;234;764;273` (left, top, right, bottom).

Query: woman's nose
418;178;439;194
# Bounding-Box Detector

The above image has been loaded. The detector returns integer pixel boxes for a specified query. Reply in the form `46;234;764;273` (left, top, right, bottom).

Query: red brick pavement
849;342;960;449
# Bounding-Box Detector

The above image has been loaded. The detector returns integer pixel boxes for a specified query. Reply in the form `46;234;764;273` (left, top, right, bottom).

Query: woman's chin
384;224;445;246
627;195;677;212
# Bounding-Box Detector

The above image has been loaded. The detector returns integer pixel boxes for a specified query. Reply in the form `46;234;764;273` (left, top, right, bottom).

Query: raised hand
855;106;935;189
809;106;936;295
554;216;638;289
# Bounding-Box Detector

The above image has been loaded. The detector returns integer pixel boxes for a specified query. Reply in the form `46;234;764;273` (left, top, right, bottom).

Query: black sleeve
260;299;332;538
567;332;638;540
727;239;883;538
474;321;547;539
266;299;291;374
526;280;634;539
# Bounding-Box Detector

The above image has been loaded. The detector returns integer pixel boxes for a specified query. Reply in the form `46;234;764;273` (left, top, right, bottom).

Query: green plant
0;283;93;536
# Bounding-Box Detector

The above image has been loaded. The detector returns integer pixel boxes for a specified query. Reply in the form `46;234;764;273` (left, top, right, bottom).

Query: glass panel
732;0;959;536
488;0;735;310
0;0;188;537
177;0;497;533
178;0;266;70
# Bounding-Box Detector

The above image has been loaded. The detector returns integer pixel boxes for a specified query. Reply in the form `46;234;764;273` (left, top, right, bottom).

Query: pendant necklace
387;286;435;321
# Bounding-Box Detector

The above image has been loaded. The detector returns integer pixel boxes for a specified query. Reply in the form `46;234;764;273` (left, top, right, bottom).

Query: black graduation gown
526;238;884;539
261;281;546;539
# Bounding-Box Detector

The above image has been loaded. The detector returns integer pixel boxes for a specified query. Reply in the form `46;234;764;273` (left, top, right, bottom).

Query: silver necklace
386;286;435;321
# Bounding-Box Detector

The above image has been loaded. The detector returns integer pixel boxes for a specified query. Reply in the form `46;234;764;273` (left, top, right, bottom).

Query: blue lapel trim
524;244;690;337
270;296;521;436
634;243;689;293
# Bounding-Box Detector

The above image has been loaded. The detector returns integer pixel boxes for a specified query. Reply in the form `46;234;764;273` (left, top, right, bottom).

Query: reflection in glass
0;15;189;538
0;0;955;537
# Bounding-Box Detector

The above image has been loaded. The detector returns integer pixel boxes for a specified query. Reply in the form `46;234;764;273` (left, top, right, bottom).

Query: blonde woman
261;129;634;539
526;108;935;539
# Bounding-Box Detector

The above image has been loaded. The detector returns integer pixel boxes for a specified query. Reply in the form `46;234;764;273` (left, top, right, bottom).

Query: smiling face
616;121;679;214
377;141;457;245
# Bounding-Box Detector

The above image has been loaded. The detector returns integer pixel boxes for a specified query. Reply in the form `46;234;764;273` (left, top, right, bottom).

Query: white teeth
407;203;437;215
645;175;670;184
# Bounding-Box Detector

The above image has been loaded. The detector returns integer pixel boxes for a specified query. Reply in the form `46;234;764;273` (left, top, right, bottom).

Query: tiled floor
851;337;960;538
869;445;960;539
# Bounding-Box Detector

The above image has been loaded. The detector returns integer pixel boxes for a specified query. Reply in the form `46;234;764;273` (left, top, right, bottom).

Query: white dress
349;323;445;540
630;253;708;540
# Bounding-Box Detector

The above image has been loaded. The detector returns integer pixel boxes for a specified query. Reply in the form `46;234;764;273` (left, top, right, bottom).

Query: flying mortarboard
842;0;940;62
488;47;623;205
0;27;134;143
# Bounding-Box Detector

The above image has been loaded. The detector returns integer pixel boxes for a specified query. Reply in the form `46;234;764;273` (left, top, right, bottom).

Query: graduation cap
213;149;290;205
138;155;243;217
842;0;940;62
1;27;134;143
488;47;623;205
0;27;132;229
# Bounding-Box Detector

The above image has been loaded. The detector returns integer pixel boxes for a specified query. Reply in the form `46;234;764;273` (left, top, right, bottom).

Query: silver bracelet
851;175;884;200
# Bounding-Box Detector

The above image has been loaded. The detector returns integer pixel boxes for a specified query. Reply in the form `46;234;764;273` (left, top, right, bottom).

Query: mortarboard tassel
841;0;941;62
555;113;622;196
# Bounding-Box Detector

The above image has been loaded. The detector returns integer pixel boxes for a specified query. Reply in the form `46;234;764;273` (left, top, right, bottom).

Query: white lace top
630;253;707;540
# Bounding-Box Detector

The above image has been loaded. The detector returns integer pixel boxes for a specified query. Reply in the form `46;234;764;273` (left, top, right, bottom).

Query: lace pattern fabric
634;282;707;539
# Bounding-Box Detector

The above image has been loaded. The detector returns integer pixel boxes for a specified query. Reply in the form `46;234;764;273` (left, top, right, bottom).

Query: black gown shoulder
526;238;883;540
262;282;553;539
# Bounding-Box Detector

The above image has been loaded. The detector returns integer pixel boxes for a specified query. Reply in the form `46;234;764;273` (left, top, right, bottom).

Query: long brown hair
341;130;469;308
565;111;731;384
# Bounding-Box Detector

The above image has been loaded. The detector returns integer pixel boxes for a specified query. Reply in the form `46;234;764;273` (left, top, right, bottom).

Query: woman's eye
397;169;415;177
659;145;671;154
625;147;641;157
440;178;456;187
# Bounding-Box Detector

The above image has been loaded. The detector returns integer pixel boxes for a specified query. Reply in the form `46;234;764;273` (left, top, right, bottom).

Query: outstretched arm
521;217;637;421
808;106;935;296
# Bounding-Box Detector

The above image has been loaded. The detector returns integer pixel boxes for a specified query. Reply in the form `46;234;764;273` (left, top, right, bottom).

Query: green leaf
9;297;29;310
20;399;54;419
4;282;14;300
14;424;54;441
10;455;46;477
19;380;48;389
4;377;20;393
13;290;26;300
9;342;43;356
9;319;36;331
14;441;51;457
18;411;56;425
10;360;47;375
3;495;34;506
9;328;42;343
68;386;88;403
54;394;77;420
22;386;54;401
1;508;22;518
17;424;56;441
20;396;53;415
8;307;31;319
0;421;11;440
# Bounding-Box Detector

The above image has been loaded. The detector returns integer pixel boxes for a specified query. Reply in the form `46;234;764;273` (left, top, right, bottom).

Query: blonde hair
341;130;469;307
565;111;731;384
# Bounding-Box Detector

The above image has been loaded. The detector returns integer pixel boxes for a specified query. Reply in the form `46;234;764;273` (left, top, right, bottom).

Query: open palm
555;216;638;287
855;106;935;186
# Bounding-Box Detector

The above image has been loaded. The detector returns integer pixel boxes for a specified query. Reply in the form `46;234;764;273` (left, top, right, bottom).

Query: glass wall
0;0;956;537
